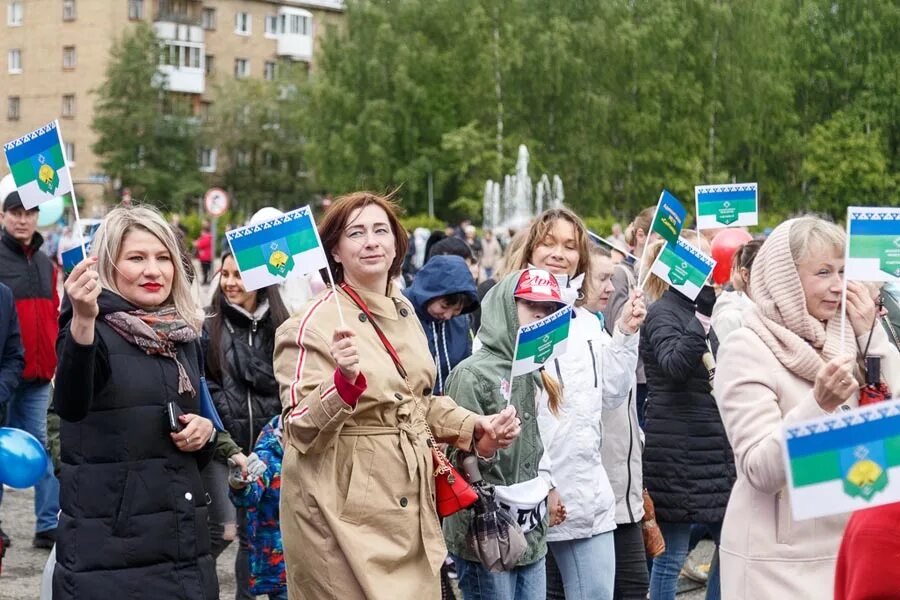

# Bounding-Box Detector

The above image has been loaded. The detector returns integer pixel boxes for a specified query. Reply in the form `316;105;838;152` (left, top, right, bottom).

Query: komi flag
648;237;716;301
648;190;687;245
226;206;328;292
511;304;573;377
3;120;74;210
846;207;900;281
784;398;900;521
695;183;758;229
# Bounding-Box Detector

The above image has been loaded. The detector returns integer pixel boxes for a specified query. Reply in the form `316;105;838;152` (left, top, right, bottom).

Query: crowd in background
1;184;900;600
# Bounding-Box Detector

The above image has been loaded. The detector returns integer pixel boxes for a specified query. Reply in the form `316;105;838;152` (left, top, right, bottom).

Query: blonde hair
92;204;202;330
641;230;703;302
494;229;529;280
541;369;564;417
788;216;845;265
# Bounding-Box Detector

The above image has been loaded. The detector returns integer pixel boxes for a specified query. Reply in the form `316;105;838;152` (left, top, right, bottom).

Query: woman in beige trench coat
714;217;900;599
274;192;521;600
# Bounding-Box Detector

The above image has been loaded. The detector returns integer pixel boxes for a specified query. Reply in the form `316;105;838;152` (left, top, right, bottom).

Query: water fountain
483;145;564;232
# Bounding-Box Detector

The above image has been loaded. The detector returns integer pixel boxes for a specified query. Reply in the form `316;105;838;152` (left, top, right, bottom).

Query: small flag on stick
226;206;328;292
3;120;74;210
647;237;716;301
511;305;573;377
695;183;758;230
648;189;688;245
846;207;900;281
783;398;900;521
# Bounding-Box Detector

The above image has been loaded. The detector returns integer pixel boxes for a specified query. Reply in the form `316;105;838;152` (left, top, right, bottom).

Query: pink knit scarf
744;219;854;383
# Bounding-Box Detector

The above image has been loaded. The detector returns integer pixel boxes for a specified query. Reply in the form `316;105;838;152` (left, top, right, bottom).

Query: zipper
247;320;256;449
624;387;636;522
587;340;599;387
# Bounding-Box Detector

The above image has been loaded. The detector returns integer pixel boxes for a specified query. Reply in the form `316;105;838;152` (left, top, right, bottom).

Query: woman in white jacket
507;209;646;600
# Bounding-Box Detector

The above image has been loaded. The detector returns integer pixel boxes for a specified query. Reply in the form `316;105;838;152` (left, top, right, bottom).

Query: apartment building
1;0;344;214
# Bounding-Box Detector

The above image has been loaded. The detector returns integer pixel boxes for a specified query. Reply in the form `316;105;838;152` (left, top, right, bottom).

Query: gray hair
788;216;845;265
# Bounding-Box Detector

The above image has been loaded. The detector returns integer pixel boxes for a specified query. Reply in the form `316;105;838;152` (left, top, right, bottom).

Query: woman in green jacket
443;268;566;600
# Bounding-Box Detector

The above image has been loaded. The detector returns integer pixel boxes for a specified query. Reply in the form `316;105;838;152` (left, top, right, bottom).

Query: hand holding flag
331;327;360;382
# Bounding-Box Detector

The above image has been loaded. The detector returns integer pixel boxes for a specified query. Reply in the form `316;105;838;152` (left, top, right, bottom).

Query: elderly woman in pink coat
714;216;900;600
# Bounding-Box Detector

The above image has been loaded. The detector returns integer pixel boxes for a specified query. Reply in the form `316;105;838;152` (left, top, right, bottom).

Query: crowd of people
0;182;899;600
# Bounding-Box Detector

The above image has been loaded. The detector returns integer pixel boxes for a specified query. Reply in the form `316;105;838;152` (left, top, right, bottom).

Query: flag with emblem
846;206;900;282
648;189;688;245
226;206;328;292
695;183;758;229
511;305;573;377
784;398;900;520
3;120;74;210
648;236;716;301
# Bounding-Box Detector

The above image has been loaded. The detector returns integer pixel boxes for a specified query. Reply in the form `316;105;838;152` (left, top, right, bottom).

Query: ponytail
540;368;564;416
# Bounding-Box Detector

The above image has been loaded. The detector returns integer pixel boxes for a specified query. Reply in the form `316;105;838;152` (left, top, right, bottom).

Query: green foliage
305;0;898;223
400;214;446;232
91;23;204;211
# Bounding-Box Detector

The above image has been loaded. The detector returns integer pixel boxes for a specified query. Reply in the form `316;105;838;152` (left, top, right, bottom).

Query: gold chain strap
401;377;454;479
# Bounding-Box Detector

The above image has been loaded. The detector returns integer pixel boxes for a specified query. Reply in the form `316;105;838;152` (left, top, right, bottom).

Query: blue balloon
0;427;49;489
37;196;65;228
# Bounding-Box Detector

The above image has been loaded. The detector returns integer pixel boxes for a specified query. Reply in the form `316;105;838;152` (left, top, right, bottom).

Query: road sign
204;188;229;217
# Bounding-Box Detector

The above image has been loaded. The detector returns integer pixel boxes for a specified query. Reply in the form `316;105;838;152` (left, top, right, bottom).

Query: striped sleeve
273;293;356;454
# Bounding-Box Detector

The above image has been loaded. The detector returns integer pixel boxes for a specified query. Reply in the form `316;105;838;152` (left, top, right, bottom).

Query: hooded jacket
204;299;281;453
0;230;59;382
443;270;550;567
53;290;217;599
403;255;479;395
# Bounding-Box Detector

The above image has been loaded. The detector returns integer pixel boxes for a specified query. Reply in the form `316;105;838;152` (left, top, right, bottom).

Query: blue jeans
0;382;60;533
650;521;721;600
452;554;546;600
549;532;616;600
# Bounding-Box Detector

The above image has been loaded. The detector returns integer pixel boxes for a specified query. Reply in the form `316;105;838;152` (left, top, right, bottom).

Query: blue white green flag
648;237;716;301
648;190;687;245
695;183;758;229
3;120;74;210
511;305;573;377
846;207;900;281
225;206;328;292
784;398;900;520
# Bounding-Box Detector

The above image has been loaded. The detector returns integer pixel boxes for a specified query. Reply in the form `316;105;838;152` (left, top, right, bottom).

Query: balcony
154;22;205;94
275;7;314;61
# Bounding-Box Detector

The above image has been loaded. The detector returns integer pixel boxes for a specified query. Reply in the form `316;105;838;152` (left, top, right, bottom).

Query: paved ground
1;485;713;599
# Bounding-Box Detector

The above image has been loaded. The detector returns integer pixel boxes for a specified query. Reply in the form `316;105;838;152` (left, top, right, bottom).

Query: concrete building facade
1;0;343;215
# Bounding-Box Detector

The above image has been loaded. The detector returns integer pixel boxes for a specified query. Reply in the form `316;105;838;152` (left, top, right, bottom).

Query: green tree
203;63;313;214
92;23;203;210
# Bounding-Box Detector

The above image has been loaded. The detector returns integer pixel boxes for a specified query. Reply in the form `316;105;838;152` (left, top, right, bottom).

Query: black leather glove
695;286;717;317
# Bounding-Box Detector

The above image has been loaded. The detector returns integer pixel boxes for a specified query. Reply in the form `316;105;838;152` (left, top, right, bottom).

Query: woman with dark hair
273;191;521;599
711;239;764;343
203;250;290;598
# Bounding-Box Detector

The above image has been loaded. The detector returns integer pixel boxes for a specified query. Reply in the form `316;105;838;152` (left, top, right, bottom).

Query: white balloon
0;174;16;207
249;206;284;226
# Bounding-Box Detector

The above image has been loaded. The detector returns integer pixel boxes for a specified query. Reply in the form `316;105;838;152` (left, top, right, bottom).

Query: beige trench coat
714;325;900;600
274;284;476;600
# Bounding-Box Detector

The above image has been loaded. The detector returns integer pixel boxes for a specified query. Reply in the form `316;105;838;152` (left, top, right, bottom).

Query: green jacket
882;284;900;350
442;270;549;566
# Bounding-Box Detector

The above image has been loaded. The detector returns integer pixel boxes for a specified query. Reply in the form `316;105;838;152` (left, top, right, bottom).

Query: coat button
524;412;531;420
400;308;409;317
524;463;531;470
184;492;193;501
358;313;368;323
399;497;408;508
394;393;403;401
423;387;432;396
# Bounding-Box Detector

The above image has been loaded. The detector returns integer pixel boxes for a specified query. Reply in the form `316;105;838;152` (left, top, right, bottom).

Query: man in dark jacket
403;254;479;395
0;190;61;549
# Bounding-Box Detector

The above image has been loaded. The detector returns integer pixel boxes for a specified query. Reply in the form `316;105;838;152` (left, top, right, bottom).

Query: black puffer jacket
53;291;218;599
640;289;735;524
204;300;280;452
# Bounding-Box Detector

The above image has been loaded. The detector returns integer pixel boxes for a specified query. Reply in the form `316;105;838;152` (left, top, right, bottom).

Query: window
64;142;75;164
127;0;143;20
236;150;250;167
263;60;276;81
198;148;217;173
63;46;76;69
62;0;76;21
204;54;214;75
201;7;215;30
8;49;21;73
62;94;75;117
186;46;200;69
234;58;249;78
7;0;22;26
162;44;201;69
234;11;250;35
7;96;20;120
199;101;212;121
265;14;277;36
280;13;311;35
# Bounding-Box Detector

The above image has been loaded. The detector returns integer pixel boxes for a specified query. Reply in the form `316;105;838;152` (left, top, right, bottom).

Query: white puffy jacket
537;306;639;542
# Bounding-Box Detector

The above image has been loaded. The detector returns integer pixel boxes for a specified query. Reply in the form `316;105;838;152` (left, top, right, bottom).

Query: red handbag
340;283;478;517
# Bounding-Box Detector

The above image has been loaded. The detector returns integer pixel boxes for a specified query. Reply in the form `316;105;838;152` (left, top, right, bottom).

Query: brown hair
630;206;656;240
317;191;409;288
506;208;593;304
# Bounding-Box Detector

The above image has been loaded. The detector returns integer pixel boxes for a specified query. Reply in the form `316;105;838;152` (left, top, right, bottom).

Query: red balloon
710;229;754;285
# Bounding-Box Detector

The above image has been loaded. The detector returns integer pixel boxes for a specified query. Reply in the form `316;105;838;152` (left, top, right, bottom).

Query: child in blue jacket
229;415;286;600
